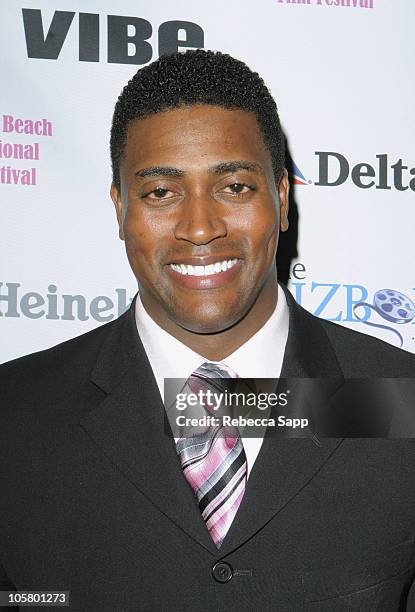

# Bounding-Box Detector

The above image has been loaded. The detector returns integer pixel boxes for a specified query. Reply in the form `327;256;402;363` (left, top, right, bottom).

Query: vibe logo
22;9;204;64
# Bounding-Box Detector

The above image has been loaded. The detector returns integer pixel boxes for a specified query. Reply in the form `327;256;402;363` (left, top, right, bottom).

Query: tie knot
195;361;238;379
188;362;238;396
184;362;238;418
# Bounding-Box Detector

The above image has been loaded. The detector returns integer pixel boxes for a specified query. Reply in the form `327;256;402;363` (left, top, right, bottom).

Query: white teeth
170;259;239;277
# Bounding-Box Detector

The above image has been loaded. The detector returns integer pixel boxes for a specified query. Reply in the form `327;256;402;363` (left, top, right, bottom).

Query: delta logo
289;160;311;185
290;152;415;192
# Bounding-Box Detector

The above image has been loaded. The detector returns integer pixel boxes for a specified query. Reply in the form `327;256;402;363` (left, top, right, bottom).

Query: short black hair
110;49;285;190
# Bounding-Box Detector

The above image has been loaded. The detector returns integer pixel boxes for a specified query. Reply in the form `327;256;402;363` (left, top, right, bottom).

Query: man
1;50;415;611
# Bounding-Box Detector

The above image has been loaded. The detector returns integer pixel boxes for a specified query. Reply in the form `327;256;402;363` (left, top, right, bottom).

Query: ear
110;183;125;241
278;169;290;232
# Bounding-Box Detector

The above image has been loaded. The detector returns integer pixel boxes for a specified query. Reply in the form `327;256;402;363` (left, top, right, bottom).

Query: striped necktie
175;362;248;548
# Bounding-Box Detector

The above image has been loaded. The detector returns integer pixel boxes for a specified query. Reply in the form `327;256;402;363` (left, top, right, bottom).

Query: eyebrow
135;166;184;178
209;160;263;175
134;160;263;179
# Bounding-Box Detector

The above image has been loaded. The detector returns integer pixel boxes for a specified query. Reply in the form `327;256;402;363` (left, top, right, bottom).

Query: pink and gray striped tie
175;362;247;548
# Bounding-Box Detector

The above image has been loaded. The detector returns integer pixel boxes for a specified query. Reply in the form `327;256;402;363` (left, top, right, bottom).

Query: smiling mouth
169;258;239;277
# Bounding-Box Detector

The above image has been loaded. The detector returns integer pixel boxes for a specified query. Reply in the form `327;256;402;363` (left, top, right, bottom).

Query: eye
146;187;170;199
141;186;180;202
229;183;246;194
223;183;256;195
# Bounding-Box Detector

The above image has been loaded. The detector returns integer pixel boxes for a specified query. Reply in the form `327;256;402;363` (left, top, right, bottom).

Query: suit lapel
80;286;345;557
80;301;218;555
219;285;345;554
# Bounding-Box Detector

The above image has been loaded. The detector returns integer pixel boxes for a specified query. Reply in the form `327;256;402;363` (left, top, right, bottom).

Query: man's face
112;104;289;334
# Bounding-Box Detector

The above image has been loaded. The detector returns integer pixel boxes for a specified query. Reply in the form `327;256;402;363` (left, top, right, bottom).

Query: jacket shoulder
0;316;123;410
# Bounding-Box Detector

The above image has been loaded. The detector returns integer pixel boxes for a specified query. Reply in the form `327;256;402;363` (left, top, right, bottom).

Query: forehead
122;105;272;174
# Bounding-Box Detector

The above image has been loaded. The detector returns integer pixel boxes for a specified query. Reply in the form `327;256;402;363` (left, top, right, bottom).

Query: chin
172;302;248;335
179;319;232;335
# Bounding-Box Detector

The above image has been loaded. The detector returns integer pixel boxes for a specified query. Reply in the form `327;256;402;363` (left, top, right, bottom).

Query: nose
174;192;227;245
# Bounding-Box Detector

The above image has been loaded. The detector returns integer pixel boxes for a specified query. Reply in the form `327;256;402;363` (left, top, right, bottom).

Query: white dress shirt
135;286;289;478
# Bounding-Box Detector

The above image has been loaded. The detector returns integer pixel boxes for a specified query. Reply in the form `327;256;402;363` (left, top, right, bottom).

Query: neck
141;276;279;361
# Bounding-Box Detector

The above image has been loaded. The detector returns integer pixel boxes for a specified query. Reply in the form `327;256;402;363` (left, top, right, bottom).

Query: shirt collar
135;285;289;395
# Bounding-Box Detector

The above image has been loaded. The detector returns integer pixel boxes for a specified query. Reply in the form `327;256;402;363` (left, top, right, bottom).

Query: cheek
240;202;279;258
122;208;164;259
122;220;158;283
123;226;146;262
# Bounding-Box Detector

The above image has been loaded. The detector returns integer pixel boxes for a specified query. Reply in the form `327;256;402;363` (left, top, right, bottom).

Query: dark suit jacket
1;285;415;611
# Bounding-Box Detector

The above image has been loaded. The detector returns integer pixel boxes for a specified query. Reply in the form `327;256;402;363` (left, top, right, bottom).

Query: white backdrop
2;0;414;363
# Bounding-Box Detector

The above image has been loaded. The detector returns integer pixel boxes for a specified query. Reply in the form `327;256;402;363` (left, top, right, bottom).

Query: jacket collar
279;283;344;378
83;285;345;557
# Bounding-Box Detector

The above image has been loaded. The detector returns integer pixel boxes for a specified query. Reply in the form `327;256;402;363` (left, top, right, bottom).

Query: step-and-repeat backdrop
1;0;414;363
